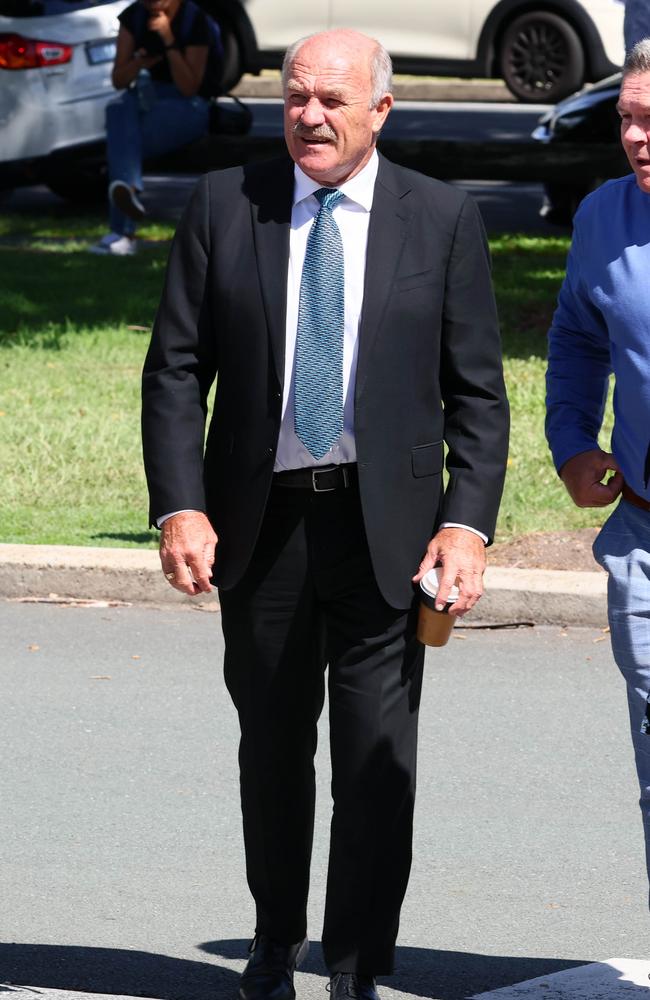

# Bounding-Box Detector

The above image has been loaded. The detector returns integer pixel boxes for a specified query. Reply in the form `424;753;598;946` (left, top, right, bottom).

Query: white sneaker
88;232;137;256
109;180;146;221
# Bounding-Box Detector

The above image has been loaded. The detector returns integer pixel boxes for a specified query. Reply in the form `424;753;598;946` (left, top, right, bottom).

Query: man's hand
159;511;218;596
560;449;623;508
412;527;486;616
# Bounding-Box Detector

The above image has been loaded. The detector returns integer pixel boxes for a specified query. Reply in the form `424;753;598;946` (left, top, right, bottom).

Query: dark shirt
118;0;211;86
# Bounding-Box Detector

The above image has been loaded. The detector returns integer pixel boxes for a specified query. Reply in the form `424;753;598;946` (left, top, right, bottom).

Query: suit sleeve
438;193;510;543
141;173;217;526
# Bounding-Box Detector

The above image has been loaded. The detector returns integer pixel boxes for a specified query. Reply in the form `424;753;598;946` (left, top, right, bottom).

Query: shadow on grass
0;235;570;358
0;199;106;234
491;237;569;361
0;248;168;345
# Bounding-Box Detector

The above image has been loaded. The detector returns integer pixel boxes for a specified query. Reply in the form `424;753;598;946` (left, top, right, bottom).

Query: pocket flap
411;441;443;478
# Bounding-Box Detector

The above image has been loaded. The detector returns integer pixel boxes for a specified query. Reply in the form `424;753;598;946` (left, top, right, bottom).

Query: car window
0;0;118;14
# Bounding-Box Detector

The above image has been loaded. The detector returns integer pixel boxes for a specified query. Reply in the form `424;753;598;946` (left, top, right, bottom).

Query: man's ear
372;92;394;136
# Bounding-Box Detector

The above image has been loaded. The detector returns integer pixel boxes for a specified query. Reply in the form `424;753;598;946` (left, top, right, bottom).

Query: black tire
218;17;244;92
44;159;108;205
198;1;245;92
499;11;585;103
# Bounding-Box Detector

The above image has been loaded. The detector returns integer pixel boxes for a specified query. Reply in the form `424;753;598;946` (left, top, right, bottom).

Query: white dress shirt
273;155;377;470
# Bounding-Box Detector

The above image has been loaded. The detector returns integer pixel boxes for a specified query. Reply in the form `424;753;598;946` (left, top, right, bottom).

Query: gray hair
281;32;393;108
624;38;650;74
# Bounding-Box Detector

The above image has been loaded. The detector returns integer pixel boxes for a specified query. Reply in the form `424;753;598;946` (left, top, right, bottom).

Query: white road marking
471;958;650;999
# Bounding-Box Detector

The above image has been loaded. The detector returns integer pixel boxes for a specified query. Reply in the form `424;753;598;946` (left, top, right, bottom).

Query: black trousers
219;480;424;975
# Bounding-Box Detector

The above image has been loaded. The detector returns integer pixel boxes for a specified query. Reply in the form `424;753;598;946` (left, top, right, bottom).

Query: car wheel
218;18;245;92
499;11;585;103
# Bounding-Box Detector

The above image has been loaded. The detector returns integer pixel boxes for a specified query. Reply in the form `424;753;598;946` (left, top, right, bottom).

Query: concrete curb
482;565;606;627
0;543;200;609
0;544;607;626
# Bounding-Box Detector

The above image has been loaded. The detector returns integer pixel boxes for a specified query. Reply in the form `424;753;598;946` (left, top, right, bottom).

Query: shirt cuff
156;509;199;528
439;522;488;545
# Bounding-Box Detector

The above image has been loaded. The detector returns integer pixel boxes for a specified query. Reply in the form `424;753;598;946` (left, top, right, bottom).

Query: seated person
90;0;215;256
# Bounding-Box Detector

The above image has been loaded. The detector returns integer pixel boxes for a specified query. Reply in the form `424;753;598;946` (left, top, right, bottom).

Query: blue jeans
593;499;650;899
105;79;209;235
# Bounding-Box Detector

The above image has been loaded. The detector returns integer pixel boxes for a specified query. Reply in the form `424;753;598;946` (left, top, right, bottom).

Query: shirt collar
292;151;378;212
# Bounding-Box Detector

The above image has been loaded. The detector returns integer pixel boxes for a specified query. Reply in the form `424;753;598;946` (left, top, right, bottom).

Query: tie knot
314;187;344;212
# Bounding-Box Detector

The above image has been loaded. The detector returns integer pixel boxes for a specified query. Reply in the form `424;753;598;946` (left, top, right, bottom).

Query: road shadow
0;940;593;999
90;532;158;545
0;943;237;998
202;940;590;998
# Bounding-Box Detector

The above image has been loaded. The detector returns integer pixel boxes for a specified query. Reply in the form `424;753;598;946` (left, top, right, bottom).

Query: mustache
292;122;337;142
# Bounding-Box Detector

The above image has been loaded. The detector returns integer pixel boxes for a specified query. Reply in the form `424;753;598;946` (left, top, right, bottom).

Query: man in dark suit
142;27;509;1000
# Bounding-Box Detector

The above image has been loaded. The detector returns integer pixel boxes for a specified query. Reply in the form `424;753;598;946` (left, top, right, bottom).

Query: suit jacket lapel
356;155;412;401
247;157;294;390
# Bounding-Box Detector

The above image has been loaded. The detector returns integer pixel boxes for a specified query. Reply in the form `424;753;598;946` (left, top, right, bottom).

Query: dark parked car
532;71;629;224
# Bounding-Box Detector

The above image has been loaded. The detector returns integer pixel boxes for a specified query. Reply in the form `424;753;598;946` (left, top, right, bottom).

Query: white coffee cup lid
420;567;460;603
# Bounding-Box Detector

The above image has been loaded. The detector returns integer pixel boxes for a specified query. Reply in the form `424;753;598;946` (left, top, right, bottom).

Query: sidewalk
0;543;607;627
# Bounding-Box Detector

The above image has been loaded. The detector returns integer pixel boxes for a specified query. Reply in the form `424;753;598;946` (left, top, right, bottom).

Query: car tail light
0;33;73;70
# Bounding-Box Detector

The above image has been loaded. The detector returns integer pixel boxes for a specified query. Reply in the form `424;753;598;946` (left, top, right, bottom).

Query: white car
0;0;624;201
250;0;624;103
0;0;128;199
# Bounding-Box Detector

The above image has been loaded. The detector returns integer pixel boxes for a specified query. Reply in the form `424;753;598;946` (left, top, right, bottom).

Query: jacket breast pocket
411;441;444;478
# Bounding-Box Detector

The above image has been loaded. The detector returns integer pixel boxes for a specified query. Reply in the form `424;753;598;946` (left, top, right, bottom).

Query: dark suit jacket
142;153;509;608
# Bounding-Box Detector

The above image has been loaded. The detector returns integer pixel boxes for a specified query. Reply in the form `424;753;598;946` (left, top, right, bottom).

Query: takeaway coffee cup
417;567;460;647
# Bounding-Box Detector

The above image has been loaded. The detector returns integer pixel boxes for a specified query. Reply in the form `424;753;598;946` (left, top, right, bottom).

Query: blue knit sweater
546;173;650;498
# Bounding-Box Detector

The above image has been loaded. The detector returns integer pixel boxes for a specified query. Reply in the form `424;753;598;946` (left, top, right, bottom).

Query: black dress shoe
239;934;309;1000
328;973;380;1000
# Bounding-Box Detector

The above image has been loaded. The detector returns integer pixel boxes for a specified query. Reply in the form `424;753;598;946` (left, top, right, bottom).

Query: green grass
491;233;614;539
0;208;174;547
0;210;613;547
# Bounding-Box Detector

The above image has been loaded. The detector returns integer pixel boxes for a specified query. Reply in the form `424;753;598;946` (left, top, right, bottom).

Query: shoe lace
328;974;372;998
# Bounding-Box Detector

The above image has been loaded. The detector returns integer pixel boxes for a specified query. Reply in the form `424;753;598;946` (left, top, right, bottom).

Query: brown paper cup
417;592;456;646
417;570;459;647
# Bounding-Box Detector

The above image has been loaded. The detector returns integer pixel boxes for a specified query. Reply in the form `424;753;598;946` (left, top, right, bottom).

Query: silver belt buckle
312;465;347;492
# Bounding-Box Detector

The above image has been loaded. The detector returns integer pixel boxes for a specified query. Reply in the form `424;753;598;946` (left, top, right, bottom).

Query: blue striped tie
294;187;345;460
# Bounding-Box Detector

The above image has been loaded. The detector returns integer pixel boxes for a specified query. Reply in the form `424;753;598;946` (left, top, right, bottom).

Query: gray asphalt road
0;602;645;999
238;97;547;142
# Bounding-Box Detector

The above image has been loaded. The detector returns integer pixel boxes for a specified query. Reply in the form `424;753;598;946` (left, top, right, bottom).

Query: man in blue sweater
546;38;650;900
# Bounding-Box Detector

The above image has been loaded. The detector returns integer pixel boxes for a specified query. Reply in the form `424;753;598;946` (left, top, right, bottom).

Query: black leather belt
273;463;358;492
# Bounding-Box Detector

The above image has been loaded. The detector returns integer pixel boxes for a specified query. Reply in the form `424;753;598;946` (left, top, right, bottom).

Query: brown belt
622;482;650;512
